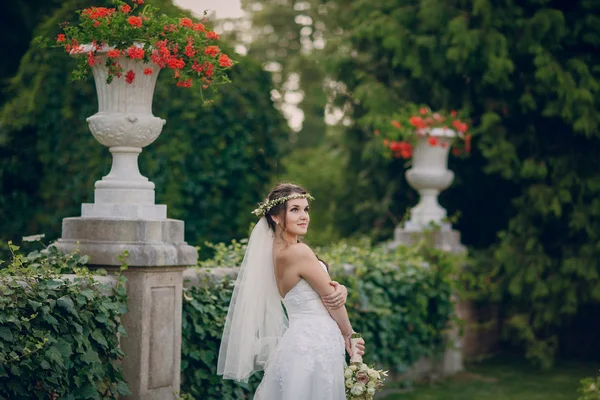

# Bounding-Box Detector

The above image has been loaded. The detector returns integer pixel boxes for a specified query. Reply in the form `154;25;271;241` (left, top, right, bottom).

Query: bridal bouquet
344;334;388;399
344;362;388;399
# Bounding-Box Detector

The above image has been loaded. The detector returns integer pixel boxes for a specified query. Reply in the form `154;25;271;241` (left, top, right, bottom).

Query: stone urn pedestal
391;128;466;254
54;49;197;400
390;127;466;378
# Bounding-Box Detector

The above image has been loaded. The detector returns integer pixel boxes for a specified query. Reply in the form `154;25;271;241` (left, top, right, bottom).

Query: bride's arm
284;243;353;337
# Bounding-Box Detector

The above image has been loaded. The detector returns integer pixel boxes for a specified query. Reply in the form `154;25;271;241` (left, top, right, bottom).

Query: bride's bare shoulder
277;243;315;265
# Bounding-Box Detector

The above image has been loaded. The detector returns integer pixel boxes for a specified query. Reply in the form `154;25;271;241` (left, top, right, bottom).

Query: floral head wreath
251;193;315;217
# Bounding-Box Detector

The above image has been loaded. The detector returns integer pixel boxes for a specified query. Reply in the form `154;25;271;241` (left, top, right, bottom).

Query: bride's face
277;198;310;236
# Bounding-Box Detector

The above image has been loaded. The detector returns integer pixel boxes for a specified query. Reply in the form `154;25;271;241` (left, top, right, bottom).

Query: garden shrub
0;242;129;399
180;238;460;398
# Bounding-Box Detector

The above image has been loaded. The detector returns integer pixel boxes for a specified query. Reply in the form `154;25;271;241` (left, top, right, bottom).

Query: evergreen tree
325;0;600;365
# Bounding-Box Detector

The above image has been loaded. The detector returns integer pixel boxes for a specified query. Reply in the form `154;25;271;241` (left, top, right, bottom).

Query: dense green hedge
180;238;460;399
0;243;129;399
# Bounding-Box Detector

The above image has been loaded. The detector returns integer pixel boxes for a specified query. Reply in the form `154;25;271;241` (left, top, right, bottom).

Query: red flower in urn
45;0;235;90
372;104;472;161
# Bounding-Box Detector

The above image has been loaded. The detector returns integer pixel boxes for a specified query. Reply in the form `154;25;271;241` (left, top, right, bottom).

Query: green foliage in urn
179;238;460;398
0;242;129;399
0;0;289;255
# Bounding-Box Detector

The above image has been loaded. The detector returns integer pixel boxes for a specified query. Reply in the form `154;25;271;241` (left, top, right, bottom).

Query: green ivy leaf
45;345;65;368
56;295;76;315
0;326;13;342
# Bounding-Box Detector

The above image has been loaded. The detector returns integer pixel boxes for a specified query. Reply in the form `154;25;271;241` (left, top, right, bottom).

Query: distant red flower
185;41;196;57
107;49;121;58
167;57;185;69
81;7;115;20
176;79;192;88
87;52;96;66
450;110;457;117
218;54;232;67
433;113;445;122
398;141;412;159
132;0;144;4
464;134;472;153
125;69;136;84
206;31;219;40
428;136;438;147
452;120;468;133
419;107;428;115
192;23;206;32
205;46;220;57
203;61;214;77
163;24;177;33
389;141;402;151
179;18;193;28
391;120;402;129
409;116;427;130
127;47;145;59
127;16;142;28
121;4;131;13
57;34;65;43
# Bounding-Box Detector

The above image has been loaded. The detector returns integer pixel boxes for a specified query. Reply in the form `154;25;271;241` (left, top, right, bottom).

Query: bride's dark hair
264;182;329;270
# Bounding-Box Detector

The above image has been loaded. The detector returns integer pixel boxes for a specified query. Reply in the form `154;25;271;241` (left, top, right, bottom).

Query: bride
218;183;365;399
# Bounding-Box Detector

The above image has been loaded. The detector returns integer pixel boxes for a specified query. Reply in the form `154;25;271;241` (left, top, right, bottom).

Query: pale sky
173;0;244;19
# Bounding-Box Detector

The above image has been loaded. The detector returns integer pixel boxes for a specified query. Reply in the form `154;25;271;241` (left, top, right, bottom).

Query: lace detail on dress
283;279;320;304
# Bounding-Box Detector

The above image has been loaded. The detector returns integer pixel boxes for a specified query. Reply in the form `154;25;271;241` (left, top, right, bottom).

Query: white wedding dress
253;262;346;400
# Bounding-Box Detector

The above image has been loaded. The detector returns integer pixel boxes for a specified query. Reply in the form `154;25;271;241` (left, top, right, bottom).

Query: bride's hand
344;333;365;357
322;281;348;309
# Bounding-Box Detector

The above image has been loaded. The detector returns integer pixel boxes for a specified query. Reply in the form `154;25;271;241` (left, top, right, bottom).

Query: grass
380;357;599;400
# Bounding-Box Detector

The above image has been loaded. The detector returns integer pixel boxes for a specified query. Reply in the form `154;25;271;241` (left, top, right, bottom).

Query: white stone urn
404;127;456;231
82;46;167;219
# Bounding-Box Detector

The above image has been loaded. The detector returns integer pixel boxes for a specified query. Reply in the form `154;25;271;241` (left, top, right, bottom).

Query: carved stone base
119;267;184;400
391;226;466;254
389;227;466;377
54;217;197;400
55;218;197;266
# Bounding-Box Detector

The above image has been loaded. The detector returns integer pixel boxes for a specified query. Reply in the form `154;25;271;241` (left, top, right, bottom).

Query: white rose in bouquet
367;387;376;396
368;369;380;380
344;368;353;378
346;379;354;388
350;384;365;396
